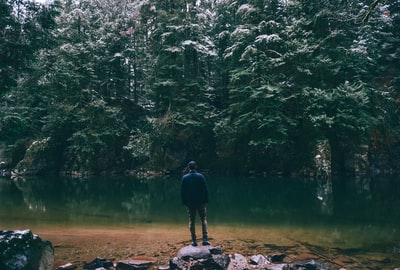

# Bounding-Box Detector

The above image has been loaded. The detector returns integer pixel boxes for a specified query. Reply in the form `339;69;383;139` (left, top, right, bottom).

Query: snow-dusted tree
28;0;141;174
213;0;293;171
364;0;400;173
2;0;400;175
0;0;59;144
281;0;376;175
213;0;379;174
145;0;218;168
0;0;58;95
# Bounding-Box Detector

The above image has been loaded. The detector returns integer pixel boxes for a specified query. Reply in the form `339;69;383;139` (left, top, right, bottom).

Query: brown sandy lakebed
37;225;189;269
34;224;297;269
30;224;400;270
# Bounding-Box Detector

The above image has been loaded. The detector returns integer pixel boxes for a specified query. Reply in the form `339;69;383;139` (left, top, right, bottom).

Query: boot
191;235;198;246
202;236;210;246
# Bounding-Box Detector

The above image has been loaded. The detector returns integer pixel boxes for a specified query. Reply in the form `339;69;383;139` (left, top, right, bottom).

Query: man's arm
181;178;187;206
201;175;209;203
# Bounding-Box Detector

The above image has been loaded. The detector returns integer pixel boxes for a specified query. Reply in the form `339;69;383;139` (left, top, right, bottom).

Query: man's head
188;161;197;170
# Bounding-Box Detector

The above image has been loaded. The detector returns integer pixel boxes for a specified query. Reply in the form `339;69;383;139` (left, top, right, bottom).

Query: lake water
1;175;400;268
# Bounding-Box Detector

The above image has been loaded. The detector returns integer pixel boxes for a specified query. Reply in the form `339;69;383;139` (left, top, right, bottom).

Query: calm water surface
1;175;400;265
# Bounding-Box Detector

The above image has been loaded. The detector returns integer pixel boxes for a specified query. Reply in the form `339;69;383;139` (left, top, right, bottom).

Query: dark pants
187;204;208;240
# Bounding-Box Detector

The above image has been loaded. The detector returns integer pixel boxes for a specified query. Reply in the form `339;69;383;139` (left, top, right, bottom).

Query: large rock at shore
0;229;54;270
170;245;230;270
12;137;58;176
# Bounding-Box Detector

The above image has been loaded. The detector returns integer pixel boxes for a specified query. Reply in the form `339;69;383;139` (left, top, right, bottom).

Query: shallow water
1;175;400;268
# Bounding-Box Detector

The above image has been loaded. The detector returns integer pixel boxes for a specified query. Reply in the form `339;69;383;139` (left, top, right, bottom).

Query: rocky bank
2;230;400;270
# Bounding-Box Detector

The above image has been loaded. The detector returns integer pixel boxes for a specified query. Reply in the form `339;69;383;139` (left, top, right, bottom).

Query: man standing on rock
181;161;210;246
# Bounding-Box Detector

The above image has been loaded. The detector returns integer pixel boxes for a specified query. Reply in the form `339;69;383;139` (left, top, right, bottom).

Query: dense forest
0;0;399;177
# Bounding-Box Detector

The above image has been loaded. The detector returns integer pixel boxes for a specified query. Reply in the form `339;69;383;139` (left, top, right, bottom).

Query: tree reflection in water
1;175;400;249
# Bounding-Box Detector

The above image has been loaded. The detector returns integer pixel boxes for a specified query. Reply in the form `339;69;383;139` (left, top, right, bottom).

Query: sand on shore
24;224;400;270
33;224;296;269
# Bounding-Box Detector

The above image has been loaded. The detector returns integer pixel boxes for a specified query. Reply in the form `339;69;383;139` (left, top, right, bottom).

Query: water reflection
2;175;400;269
316;177;333;216
1;175;400;238
13;178;47;212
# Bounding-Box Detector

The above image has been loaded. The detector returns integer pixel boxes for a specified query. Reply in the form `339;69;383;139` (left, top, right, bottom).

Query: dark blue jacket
181;171;208;208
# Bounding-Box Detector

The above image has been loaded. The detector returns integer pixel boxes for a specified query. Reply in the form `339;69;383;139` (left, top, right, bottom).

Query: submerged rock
268;253;286;263
84;257;113;269
0;229;54;270
57;262;77;270
116;258;156;270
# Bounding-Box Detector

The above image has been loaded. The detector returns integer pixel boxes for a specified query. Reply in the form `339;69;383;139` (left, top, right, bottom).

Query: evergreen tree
146;0;218;169
366;0;400;173
280;0;375;175
1;0;399;175
14;0;135;174
214;0;297;172
0;0;59;143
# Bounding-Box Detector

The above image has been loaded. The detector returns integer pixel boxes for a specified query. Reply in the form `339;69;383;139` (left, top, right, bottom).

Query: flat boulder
171;245;229;270
177;245;213;260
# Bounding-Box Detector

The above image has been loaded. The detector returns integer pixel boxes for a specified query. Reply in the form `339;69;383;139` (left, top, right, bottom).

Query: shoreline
34;226;189;269
32;225;298;269
24;225;400;270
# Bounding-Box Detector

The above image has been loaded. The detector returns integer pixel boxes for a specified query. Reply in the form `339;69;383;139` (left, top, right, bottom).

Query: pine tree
145;0;218;168
279;0;376;175
214;0;294;172
365;0;400;173
0;0;59;142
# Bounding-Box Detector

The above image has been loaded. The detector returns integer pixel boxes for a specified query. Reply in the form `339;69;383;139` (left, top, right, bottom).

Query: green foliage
304;82;373;136
1;0;400;175
0;113;30;142
57;94;128;173
144;0;218;168
124;129;151;164
0;0;59;95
